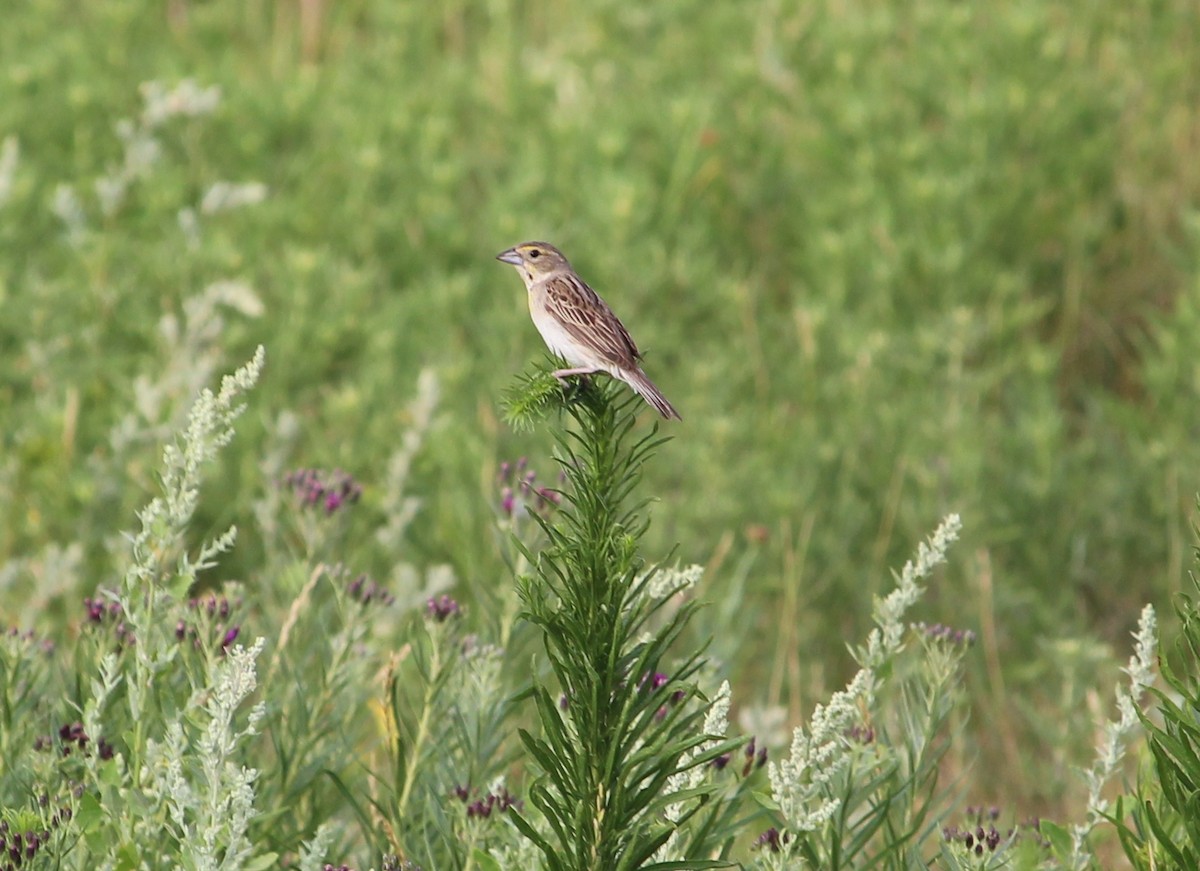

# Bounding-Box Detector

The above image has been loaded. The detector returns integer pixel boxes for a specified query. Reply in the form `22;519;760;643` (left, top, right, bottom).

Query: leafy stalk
509;371;733;871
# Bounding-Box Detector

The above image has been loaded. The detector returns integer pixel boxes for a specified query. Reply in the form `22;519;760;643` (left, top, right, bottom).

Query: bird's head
495;241;571;282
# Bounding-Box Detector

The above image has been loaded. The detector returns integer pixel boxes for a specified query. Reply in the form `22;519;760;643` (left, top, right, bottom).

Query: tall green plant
505;371;740;871
1112;512;1200;869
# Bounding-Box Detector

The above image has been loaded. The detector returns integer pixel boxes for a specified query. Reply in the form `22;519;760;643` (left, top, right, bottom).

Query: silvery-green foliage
298;824;338;871
0;135;18;207
654;680;732;863
375;368;441;554
1111;555;1200;869
761;514;963;870
147;640;268;871
1067;604;1157;867
68;349;271;867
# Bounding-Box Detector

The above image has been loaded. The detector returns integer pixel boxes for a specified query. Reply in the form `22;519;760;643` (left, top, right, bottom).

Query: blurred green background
2;0;1198;820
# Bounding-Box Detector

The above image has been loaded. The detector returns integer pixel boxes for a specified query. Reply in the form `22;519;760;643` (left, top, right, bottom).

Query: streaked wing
542;272;641;366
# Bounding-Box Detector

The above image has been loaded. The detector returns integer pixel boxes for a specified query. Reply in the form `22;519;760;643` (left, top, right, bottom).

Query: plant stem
396;630;442;823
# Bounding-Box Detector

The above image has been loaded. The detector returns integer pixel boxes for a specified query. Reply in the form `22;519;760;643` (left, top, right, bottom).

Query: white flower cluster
654;680;732;863
148;638;267;870
376;369;441;554
119;345;265;704
768;669;871;833
0;136;18;207
157;345;265;535
51;79;268;247
643;562;704;601
110;283;264;455
200;181;269;215
51;183;86;244
1069;603;1158;867
767;514;962;857
96;79;218;219
862;513;962;670
140;79;222;126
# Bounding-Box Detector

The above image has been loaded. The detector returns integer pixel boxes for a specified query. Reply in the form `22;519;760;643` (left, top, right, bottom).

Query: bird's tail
624;368;682;421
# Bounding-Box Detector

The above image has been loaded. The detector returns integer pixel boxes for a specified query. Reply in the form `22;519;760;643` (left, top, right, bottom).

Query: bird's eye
529;249;541;259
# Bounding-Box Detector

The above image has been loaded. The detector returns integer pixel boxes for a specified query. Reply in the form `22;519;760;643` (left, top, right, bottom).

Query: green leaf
472;849;504;871
1039;819;1073;857
243;854;280;871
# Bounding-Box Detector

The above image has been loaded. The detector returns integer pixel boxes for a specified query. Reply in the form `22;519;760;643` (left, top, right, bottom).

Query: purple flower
642;672;670;692
496;458;562;519
943;808;1015;854
754;827;789;853
84;597;111;623
534;486;562;512
459;786;522;820
914;622;977;646
741;737;769;775
426;595;461;622
283;468;363;515
845;723;875;744
176;594;243;652
82;594;134;648
348;574;395;607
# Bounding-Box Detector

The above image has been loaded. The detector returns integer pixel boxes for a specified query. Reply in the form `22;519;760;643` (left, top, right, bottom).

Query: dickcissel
496;241;681;420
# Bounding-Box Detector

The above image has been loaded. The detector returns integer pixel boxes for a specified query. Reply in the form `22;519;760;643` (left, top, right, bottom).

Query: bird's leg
551;366;599;380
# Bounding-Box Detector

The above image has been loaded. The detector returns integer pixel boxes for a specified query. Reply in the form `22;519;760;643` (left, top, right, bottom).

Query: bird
496;241;681;420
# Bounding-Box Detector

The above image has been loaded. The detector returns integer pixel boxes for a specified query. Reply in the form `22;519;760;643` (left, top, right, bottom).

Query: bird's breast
529;287;591;367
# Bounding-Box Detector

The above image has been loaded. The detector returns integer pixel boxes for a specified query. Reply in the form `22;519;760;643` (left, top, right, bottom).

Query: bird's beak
495;248;523;266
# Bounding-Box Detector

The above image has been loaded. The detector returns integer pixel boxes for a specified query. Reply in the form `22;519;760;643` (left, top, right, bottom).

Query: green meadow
2;0;1198;867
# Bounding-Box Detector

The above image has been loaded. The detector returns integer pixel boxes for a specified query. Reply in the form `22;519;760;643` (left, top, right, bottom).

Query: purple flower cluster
967;804;1001;821
0;821;52;869
844;723;876;744
283;468;363;515
2;787;86;869
740;736;769;776
32;723;113;761
915;622;977;646
175;594;241;653
82;595;135;649
348;574;394;607
645;671;670;692
83;597;120;623
452;784;522;820
637;671;686;720
942;821;1002;855
5;626;54;655
753;827;789;853
192;593;234;621
426;595;461;622
942;806;1049;855
497;458;563;519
